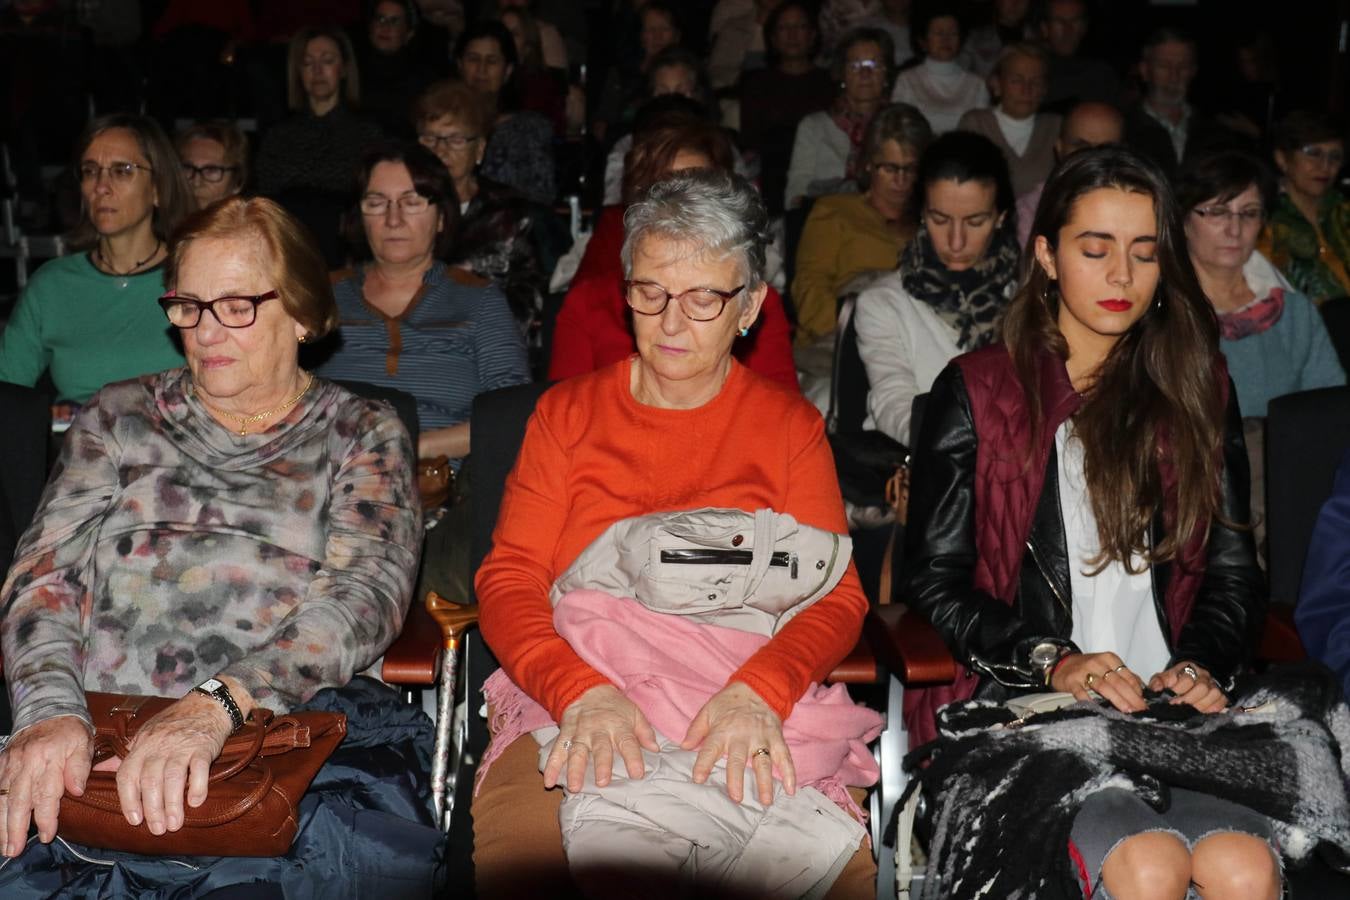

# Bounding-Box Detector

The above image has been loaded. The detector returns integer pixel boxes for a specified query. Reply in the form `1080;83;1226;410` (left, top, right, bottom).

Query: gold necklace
195;373;315;436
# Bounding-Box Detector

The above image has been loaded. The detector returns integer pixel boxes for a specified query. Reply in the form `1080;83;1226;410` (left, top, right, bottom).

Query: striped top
317;262;531;437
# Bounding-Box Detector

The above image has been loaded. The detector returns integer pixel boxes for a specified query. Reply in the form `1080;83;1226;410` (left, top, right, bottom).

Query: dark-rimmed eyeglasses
181;163;239;184
158;290;280;328
418;131;480;152
873;161;917;179
624;280;744;322
78;162;152;184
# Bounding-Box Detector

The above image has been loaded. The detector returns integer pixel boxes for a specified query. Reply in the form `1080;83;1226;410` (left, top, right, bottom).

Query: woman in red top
548;119;799;390
475;170;872;897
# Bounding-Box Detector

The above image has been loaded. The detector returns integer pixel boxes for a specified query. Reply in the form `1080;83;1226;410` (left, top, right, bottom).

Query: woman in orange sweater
474;169;872;897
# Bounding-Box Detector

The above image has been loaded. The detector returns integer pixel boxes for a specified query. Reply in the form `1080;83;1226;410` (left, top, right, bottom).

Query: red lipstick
1097;299;1132;312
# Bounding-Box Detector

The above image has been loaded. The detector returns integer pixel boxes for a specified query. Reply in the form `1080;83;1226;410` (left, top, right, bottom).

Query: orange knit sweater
476;357;868;722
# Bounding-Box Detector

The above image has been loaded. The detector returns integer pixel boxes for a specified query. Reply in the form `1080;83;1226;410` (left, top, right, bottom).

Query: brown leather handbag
58;693;347;857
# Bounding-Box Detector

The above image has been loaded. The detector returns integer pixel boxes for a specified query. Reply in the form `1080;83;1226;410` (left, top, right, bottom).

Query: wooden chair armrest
863;605;958;685
381;599;443;685
1257;603;1306;664
827;637;879;684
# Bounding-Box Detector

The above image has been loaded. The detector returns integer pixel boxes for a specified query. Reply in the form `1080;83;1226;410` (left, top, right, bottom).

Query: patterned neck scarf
1218;286;1286;341
830;98;874;181
899;223;1021;350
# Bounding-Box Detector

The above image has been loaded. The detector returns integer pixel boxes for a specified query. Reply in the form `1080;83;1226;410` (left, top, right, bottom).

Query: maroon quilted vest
904;346;1216;746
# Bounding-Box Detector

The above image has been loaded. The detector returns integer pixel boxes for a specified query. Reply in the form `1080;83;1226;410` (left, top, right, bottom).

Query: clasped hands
0;692;237;858
543;682;796;806
1050;651;1228;714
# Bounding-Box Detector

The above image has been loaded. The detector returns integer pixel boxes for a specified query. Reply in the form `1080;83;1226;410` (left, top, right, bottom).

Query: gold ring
1113;665;1128;673
1084;673;1096;689
1102;669;1115;679
752;747;771;759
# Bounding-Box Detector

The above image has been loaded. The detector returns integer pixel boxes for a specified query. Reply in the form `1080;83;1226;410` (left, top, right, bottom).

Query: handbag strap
108;707;274;783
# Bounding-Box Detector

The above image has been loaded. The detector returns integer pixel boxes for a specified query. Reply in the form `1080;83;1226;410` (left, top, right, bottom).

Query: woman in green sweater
0;114;192;404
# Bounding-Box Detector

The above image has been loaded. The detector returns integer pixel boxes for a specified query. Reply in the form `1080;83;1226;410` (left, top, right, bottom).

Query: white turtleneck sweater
891;58;990;134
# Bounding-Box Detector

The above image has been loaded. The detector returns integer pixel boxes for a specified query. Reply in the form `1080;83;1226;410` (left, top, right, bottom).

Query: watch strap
193;680;245;732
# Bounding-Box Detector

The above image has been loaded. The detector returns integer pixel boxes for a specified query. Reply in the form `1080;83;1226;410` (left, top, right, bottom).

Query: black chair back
468;381;553;583
828;296;871;434
331;379;421;445
1266;386;1350;604
0;381;51;569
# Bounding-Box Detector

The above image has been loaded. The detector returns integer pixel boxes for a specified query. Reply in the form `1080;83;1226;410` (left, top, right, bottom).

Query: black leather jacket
901;365;1266;699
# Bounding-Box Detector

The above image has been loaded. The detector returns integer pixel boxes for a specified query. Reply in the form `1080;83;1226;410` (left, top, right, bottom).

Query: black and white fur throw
900;663;1350;900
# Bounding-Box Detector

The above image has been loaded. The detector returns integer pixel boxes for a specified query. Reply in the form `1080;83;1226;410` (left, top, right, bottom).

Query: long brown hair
1002;145;1228;570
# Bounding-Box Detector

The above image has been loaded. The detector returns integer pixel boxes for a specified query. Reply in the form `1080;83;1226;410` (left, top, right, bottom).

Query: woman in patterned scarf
854;130;1021;445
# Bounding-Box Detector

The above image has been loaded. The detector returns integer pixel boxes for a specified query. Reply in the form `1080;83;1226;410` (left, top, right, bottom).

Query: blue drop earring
738;327;749;337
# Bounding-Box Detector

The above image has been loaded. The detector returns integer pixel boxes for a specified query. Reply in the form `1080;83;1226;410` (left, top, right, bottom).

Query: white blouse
1056;422;1172;678
891;58;990;134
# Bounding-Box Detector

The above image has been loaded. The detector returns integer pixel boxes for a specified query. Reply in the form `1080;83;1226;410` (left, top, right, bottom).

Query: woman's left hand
106;693;237;835
681;682;796;806
1148;661;1227;713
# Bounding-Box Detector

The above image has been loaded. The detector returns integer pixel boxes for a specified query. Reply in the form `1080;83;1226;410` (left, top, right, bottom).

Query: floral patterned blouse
0;369;421;735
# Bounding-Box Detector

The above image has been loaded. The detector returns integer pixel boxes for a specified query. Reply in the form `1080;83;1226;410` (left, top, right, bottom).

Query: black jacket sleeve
1169;379;1267;683
899;364;1064;685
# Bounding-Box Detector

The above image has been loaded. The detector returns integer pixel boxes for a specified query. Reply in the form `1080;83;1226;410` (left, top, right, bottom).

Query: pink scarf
479;590;883;818
1218;287;1285;341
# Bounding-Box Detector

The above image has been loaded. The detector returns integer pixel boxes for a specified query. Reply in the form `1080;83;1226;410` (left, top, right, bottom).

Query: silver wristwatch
192;677;245;731
1029;640;1074;686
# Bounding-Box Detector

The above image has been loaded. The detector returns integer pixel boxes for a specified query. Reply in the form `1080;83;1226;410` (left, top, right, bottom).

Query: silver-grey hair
857;103;933;190
621;168;770;295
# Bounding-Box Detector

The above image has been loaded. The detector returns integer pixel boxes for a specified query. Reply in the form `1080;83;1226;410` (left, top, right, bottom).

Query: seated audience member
473;169;879;899
1179;149;1344;557
414;79;559;328
1179;148;1345;417
793;103;933;348
961;0;1031;78
890;2;989;135
785;26;895;209
256;26;384;198
856;0;916;69
592;1;683;143
455;20;555;204
1015;100;1124;247
319;141;528;464
499;6;567;134
1298;447;1350;699
739;1;837;214
707;0;777;89
957;43;1058;198
549;121;797;390
1123;28;1228;180
256;25;385;264
854;130;1019;444
1038;0;1119;114
360;0;436;137
901;144;1275;900
1261;111;1350;305
176;120;249;210
499;0;567;70
601;49;725;206
0;197;438;894
0;115;189;405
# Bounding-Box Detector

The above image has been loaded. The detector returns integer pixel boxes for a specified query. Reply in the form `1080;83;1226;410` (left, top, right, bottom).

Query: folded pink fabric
479;589;883;801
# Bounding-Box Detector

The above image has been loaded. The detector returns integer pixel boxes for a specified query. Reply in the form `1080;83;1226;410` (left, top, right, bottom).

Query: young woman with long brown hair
901;145;1276;898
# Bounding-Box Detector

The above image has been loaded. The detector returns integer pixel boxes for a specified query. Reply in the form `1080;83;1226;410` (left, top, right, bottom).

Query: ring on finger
1084;673;1096;689
1181;665;1200;682
1101;669;1115;680
752;747;771;760
1113;665;1128;674
561;739;573;751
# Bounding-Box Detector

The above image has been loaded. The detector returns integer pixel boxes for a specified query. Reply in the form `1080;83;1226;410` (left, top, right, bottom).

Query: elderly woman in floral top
0;197;420;862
